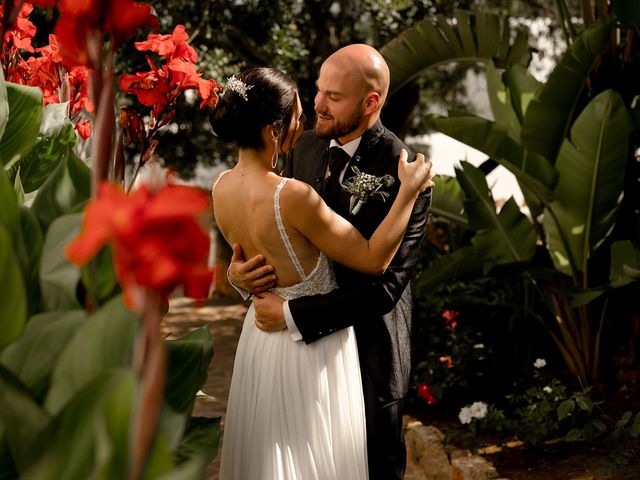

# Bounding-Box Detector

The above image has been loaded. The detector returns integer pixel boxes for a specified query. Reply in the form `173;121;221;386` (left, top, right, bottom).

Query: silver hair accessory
225;75;253;101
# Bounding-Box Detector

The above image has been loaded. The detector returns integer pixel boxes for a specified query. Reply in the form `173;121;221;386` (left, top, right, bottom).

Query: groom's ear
363;92;381;115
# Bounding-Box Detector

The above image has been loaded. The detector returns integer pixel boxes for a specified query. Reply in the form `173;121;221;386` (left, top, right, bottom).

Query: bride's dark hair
209;67;298;149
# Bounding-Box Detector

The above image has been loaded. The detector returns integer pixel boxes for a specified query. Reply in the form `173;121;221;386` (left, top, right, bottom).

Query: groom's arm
289;188;431;343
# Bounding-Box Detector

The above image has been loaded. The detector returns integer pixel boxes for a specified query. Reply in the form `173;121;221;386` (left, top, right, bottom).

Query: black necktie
322;146;351;213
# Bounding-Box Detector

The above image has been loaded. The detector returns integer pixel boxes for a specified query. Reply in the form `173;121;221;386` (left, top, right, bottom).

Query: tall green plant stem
130;290;167;480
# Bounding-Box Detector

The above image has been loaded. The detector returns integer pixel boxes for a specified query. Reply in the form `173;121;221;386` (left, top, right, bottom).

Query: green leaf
0;225;26;351
380;9;531;94
414;245;483;293
0;169;19;241
425;113;557;204
0;82;42;170
503;64;542;122
521;16;615;162
592;418;606;433
543;90;633;279
45;296;138;415
31;152;91;235
429;174;468;228
17;206;44;316
165;326;214;414
485;60;521;141
174;417;221;466
0;364;51;471
81;247;120;306
13;103;77;194
455;162;536;270
558;398;575;420
610;240;640;288
575;393;594;413
23;370;135;480
39;214;83;311
0;310;85;400
0;68;8;142
565;428;582;441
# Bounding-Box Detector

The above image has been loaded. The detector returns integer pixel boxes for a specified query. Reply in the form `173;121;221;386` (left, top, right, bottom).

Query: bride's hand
398;149;434;193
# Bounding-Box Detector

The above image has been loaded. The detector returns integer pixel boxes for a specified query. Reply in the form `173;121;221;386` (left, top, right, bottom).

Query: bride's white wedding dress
218;177;368;480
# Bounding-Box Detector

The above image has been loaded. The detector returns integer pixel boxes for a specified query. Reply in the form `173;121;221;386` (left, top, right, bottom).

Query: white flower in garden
469;401;488;419
458;406;472;424
534;358;547;368
543;386;553;393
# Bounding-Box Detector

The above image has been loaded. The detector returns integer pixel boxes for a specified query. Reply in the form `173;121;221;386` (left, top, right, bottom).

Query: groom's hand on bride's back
229;243;277;294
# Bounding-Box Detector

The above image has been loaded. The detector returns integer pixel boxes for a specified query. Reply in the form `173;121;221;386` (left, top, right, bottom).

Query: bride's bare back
213;170;322;288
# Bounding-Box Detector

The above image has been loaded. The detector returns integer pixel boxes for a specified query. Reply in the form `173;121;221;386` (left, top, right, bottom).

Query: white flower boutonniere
341;166;395;215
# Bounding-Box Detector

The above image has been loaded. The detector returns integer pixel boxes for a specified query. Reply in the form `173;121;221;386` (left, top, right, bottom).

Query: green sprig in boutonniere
341;166;395;215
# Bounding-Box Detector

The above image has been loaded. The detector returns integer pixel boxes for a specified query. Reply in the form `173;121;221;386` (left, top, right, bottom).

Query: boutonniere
341;166;395;215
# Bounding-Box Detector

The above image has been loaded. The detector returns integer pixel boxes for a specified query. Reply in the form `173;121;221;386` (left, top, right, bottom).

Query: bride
210;67;432;480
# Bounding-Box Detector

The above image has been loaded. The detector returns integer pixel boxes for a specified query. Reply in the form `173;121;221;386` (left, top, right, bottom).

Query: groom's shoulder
296;130;324;151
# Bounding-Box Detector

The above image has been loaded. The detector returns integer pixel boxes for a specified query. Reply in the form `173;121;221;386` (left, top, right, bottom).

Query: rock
450;452;499;480
404;420;450;480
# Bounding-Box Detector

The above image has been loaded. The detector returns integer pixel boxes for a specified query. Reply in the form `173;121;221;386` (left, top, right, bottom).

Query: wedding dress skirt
218;254;368;480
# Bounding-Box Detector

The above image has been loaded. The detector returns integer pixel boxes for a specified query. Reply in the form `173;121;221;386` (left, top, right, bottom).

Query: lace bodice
271;178;337;301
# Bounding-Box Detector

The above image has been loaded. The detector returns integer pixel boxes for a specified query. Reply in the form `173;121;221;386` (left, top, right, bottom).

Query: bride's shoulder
211;169;232;199
280;177;317;201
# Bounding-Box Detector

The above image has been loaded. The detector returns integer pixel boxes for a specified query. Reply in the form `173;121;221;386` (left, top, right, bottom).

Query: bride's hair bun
209;67;297;149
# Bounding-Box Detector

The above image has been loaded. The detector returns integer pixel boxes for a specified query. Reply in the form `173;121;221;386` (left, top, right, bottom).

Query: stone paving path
163;296;427;480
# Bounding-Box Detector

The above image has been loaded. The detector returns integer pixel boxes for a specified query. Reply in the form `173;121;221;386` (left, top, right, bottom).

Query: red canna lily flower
119;70;170;108
54;0;157;68
65;181;214;309
134;24;197;62
28;0;57;6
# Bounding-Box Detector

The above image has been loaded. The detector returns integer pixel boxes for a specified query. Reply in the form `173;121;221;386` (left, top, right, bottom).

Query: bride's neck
235;147;273;176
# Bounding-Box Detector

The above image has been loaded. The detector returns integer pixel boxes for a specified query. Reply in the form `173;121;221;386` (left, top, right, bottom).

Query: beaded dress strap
274;178;306;280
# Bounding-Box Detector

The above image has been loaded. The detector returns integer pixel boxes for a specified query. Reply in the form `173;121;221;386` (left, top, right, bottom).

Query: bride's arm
285;149;432;275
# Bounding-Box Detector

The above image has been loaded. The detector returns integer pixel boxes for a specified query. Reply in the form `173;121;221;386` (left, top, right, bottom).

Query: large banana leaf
428;174;468;228
521;15;615;163
543;90;633;281
503;64;542;122
456;161;536;271
485;60;521;141
426;112;557;203
380;10;531;94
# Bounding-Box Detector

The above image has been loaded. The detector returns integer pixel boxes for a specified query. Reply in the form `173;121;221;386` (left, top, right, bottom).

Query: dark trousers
363;373;406;480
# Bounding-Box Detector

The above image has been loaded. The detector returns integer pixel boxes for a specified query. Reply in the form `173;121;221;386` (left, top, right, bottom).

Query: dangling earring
271;137;278;169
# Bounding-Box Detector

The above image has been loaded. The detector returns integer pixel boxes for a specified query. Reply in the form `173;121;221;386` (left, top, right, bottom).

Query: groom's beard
314;106;365;140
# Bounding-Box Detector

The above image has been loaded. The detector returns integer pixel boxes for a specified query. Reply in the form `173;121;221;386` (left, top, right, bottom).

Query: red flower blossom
119;69;170;108
417;383;438;404
134;24;197;62
442;309;459;330
54;0;158;68
5;3;37;52
75;119;91;139
65;181;214;309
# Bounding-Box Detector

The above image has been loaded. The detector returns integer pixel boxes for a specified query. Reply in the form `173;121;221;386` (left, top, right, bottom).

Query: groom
229;44;432;480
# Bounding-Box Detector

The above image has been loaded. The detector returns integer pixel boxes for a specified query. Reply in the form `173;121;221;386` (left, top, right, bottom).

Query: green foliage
0;67;219;478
